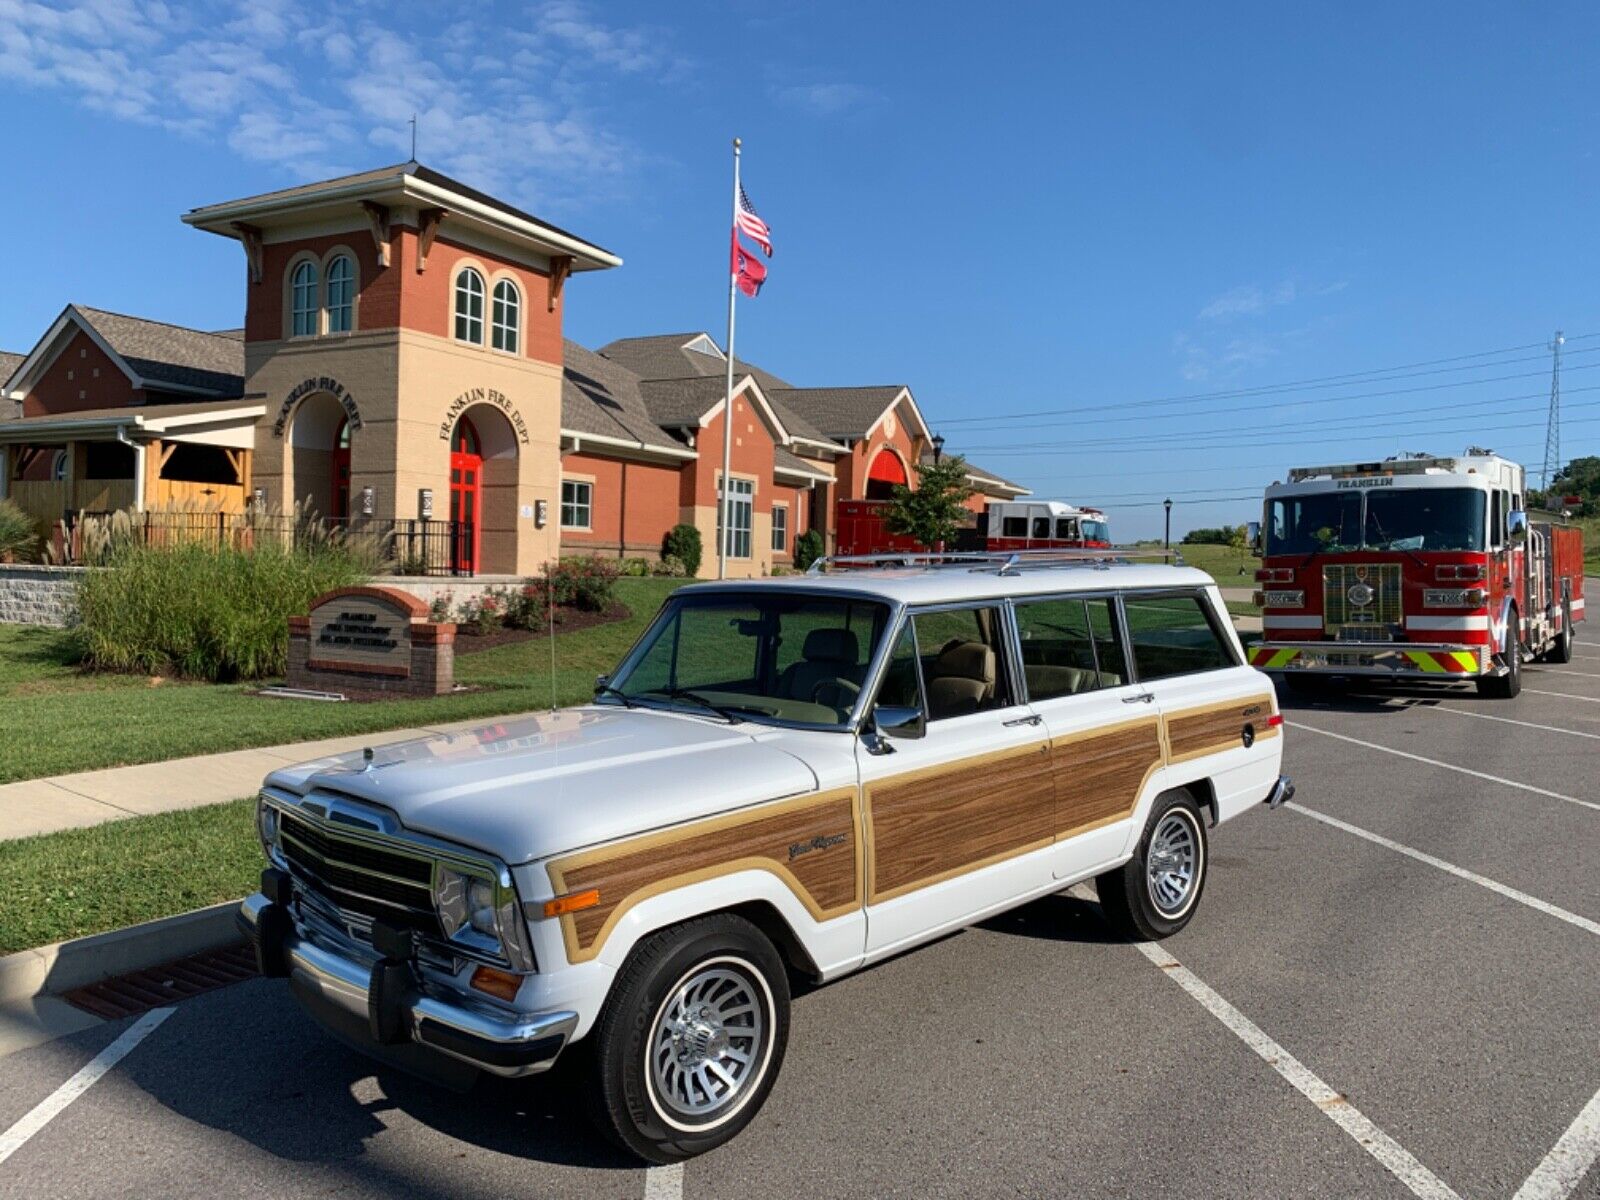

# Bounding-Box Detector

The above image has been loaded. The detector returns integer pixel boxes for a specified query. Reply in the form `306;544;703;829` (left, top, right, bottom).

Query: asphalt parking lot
2;652;1598;1199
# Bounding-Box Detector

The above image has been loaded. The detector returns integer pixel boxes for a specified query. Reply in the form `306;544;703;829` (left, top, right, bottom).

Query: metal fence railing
55;511;477;577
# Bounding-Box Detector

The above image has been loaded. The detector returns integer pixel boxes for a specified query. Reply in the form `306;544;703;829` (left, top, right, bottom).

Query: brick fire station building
0;163;1025;578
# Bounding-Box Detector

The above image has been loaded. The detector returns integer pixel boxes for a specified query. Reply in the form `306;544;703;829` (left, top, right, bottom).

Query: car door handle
1002;714;1043;727
1122;693;1155;704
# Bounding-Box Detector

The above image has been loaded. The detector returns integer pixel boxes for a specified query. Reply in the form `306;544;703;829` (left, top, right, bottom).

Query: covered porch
0;402;264;533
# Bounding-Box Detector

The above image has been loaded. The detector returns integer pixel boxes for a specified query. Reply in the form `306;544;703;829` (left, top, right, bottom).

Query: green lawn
0;577;687;786
0;798;260;954
1169;542;1260;583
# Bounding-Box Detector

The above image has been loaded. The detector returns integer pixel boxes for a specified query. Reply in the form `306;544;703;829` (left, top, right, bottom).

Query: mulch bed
452;601;629;654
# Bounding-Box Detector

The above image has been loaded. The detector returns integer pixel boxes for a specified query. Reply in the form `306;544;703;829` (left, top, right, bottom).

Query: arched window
491;279;520;353
325;255;354;333
290;260;319;337
454;268;485;344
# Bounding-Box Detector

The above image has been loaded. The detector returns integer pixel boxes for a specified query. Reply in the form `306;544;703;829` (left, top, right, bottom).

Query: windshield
1082;519;1109;542
603;591;892;728
1267;487;1486;554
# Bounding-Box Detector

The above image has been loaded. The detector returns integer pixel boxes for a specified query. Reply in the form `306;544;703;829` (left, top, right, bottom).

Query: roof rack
806;548;1186;576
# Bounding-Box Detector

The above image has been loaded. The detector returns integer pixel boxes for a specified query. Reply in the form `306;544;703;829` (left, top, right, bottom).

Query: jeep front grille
277;807;446;941
1323;562;1403;635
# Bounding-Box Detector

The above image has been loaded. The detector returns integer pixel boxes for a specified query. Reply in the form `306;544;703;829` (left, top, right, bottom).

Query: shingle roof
774;446;834;481
561;340;690;453
0;399;263;434
598;333;795;396
924;451;1029;496
76;307;245;395
767;386;906;441
635;376;734;428
0;352;24;420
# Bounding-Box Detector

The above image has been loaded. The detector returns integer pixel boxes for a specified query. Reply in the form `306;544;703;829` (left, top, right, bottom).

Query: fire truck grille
1323;563;1403;634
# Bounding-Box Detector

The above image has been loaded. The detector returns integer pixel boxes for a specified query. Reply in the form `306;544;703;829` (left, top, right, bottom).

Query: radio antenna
548;568;558;712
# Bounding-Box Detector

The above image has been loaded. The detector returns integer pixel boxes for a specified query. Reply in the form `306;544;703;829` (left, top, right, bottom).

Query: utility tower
1542;330;1563;491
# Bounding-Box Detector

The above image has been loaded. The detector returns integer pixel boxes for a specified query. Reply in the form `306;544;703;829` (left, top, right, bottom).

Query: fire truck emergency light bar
1287;456;1469;482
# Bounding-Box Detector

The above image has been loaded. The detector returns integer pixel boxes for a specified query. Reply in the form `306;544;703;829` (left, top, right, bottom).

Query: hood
262;707;820;865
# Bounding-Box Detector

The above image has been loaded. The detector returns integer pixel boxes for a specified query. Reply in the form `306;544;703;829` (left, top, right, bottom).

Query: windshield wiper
593;684;637;709
661;688;744;723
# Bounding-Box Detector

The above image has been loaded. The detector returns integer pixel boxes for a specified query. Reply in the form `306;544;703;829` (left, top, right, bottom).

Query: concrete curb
0;899;245;1004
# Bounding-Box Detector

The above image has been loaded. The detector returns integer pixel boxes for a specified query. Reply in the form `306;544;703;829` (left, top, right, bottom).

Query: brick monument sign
287;586;455;696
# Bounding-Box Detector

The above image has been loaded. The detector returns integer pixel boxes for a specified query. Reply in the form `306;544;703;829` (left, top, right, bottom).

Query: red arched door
865;449;908;500
331;417;351;521
450;418;482;574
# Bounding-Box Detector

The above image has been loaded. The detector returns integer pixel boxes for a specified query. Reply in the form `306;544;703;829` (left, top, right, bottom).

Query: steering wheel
811;678;861;709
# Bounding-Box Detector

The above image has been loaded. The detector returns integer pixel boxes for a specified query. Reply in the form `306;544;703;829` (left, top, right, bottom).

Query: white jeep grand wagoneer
240;553;1291;1161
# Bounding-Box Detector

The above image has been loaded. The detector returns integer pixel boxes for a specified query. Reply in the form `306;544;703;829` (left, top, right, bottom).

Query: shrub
76;537;369;681
541;556;619;612
504;583;550;630
428;595;453;623
620;556;651;577
652;554;688;578
0;499;37;562
794;528;824;572
662;524;702;577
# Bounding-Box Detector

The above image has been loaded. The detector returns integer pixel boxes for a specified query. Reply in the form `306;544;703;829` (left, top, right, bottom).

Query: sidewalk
0;717;516;842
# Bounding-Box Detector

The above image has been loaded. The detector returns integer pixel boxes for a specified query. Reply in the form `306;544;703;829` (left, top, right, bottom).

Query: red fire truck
834;498;1111;557
1249;451;1585;699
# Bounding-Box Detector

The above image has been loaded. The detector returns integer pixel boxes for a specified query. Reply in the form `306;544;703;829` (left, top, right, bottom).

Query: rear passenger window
1122;593;1233;681
1031;517;1050;538
1002;517;1027;537
912;606;1017;719
1015;597;1104;699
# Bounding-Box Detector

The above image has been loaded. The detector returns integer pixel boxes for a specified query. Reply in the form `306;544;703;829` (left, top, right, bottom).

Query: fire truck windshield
1083;519;1109;542
1267;487;1487;555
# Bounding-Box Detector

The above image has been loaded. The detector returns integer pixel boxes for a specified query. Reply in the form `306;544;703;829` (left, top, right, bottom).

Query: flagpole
719;137;741;580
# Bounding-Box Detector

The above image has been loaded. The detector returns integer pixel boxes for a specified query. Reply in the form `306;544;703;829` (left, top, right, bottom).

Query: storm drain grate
62;943;259;1019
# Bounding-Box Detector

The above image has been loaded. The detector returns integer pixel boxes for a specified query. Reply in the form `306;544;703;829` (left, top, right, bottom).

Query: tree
882;454;976;550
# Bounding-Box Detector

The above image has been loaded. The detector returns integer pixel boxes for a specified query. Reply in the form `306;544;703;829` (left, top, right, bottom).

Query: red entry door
450;418;482;574
331;417;351;521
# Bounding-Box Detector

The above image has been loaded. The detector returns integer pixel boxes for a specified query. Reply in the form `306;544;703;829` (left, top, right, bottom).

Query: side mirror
594;674;610;693
1507;511;1529;544
871;704;925;740
1247;521;1262;555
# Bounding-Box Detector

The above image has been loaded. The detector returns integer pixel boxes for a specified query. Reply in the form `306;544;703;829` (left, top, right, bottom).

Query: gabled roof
768;385;925;443
923;452;1031;497
637;375;793;446
184;161;620;271
598;333;795;396
0;399;265;443
561;340;695;459
5;305;245;402
774;446;834;483
0;351;24;420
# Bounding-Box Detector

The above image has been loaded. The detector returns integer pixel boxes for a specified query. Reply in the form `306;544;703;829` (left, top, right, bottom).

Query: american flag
736;184;772;256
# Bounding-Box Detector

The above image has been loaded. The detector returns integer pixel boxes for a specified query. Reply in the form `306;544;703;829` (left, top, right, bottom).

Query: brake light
1266;714;1284;729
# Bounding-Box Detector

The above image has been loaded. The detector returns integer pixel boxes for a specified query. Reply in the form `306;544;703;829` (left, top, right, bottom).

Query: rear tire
1477;610;1522;699
1544;602;1573;664
586;914;790;1164
1095;790;1209;941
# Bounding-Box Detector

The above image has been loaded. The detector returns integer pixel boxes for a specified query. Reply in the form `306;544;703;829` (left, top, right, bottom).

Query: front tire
587;914;790;1163
1095;790;1209;940
1477;610;1522;699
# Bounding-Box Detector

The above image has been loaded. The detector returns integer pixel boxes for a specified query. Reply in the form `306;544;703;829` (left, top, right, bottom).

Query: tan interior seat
925;640;995;719
778;628;860;703
1024;663;1097;697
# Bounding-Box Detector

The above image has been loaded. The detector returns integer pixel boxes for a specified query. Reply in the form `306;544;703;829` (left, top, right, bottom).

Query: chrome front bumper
1251;640;1494;678
238;891;576;1079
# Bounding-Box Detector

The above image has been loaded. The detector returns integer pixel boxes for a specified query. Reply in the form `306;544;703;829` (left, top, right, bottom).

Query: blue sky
3;0;1598;539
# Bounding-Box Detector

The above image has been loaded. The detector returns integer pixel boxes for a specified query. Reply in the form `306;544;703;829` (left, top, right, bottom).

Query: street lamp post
931;432;945;464
1163;498;1172;550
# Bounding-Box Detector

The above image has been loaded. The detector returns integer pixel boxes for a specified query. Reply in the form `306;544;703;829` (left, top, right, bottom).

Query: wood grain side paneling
866;742;1053;904
547;788;860;963
1165;693;1278;764
1050;716;1164;837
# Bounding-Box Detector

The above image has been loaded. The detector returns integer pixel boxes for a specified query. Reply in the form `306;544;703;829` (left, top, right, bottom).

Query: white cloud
772;82;876;115
1198;279;1297;321
0;0;672;210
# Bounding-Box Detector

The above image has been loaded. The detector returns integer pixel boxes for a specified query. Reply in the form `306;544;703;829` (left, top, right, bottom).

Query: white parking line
1127;937;1461;1200
0;1008;172;1167
1514;1085;1600;1200
1413;704;1600;742
1528;667;1600;679
1525;688;1600;705
1286;721;1600;813
1285;804;1600;938
644;1162;684;1199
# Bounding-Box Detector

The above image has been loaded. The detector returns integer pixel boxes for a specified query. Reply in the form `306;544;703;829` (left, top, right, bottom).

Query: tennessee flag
732;232;768;298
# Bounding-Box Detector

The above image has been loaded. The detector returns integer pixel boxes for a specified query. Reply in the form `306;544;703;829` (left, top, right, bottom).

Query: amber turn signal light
470;965;521;1001
543;889;601;919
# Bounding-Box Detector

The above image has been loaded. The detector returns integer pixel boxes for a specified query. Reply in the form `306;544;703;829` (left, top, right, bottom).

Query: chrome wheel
647;957;770;1130
1146;810;1199;915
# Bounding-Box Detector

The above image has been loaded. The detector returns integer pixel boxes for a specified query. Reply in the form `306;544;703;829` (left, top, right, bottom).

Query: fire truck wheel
1543;603;1573;664
1477;611;1522;699
1095;789;1209;940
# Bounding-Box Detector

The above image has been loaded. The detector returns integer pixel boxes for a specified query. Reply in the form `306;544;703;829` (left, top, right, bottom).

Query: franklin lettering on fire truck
1248;450;1585;699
